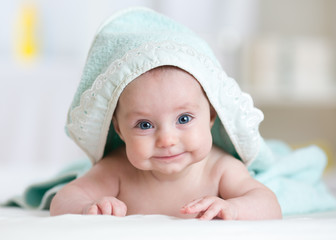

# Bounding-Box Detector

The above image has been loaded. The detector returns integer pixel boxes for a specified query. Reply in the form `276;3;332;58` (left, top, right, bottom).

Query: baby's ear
112;117;124;141
210;105;217;127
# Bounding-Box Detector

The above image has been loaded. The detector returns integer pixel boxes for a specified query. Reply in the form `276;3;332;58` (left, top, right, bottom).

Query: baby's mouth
152;152;185;162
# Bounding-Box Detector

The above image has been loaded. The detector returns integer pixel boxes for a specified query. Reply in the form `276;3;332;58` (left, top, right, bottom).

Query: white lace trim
67;41;263;164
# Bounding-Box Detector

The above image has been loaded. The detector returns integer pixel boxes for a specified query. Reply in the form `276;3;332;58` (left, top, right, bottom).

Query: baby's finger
196;211;206;218
183;197;204;208
111;199;127;217
198;204;220;220
182;197;215;214
97;200;112;215
85;204;100;215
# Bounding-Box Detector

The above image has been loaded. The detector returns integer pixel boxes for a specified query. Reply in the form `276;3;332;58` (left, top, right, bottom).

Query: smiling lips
152;152;185;162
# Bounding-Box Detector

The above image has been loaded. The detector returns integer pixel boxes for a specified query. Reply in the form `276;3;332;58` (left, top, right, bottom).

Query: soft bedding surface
1;207;336;240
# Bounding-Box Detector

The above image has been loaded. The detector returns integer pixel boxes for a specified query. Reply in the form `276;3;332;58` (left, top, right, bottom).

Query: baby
50;66;281;220
50;8;282;219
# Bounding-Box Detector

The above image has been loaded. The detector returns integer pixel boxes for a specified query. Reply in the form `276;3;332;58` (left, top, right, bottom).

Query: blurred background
1;0;335;201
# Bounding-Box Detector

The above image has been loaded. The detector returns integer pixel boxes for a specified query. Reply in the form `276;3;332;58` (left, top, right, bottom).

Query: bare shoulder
209;146;268;199
94;146;129;172
69;146;130;197
207;146;246;173
89;145;135;181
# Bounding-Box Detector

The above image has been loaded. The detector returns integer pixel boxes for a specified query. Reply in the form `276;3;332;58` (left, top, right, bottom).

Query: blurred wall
249;0;336;168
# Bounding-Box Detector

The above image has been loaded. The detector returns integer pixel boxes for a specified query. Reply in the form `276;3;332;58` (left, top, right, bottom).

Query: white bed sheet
1;207;336;240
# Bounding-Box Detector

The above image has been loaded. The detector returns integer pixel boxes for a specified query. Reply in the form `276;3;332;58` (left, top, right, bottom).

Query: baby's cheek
125;140;152;168
188;127;212;154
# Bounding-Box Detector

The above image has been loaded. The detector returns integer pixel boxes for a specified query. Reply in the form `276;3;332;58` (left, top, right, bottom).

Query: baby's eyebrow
126;110;151;118
124;102;200;118
174;102;200;111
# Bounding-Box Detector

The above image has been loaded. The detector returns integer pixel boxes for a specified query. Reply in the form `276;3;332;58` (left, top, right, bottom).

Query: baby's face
113;67;216;176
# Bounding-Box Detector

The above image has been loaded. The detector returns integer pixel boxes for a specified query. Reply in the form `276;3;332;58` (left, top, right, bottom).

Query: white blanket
1;207;336;240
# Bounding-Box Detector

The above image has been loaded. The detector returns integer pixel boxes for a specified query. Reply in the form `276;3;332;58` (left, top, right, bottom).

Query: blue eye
178;114;192;124
138;121;153;130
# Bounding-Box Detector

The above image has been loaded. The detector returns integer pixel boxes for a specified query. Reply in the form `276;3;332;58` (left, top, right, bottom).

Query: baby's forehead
120;65;210;102
141;65;189;79
122;67;202;97
135;66;202;88
116;66;212;112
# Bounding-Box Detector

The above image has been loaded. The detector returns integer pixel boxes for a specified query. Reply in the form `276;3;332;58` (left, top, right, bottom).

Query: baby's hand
83;197;127;216
180;196;237;220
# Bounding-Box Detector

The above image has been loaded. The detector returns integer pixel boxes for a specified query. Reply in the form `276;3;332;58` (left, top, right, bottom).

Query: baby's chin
148;162;205;180
128;152;207;178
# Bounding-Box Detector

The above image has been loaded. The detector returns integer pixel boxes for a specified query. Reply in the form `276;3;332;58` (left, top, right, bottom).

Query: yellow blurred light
14;2;39;61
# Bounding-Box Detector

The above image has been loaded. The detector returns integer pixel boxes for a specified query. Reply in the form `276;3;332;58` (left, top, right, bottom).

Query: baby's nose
156;129;178;148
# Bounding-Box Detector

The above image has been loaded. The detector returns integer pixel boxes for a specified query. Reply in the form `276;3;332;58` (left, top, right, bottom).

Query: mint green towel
250;140;336;215
3;160;91;210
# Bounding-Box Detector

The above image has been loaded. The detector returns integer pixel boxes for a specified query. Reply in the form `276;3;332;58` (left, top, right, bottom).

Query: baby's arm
50;158;126;216
181;157;282;220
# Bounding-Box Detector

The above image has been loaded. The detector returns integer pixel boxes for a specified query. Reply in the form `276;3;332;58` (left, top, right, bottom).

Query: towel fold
250;140;336;215
3;160;91;210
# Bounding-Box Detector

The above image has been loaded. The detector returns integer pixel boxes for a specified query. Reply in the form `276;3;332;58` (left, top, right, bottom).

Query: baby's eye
177;114;192;124
137;121;153;130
